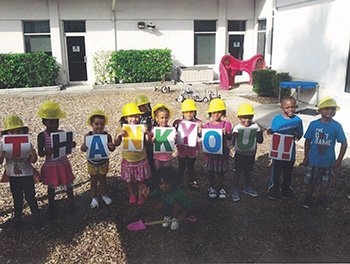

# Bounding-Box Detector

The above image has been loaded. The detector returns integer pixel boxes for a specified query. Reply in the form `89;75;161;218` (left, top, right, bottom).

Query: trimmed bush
108;49;172;84
272;72;292;98
0;52;59;89
93;50;115;85
252;69;276;96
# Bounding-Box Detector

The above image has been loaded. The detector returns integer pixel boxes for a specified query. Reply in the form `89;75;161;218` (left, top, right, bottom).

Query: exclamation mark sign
282;136;293;160
270;134;281;158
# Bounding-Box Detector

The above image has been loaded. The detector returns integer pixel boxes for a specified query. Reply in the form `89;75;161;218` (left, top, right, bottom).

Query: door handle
84;56;87;63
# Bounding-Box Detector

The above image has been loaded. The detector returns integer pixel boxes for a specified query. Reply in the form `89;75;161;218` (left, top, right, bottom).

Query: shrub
109;49;172;83
93;51;116;85
252;69;276;96
272;72;292;98
0;52;59;89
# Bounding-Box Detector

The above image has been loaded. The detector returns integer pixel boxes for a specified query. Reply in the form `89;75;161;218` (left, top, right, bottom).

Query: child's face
155;110;169;127
239;115;253;127
183;111;196;121
319;107;336;119
138;104;149;113
281;99;296;118
7;128;25;135
126;114;140;125
211;111;223;122
44;119;59;132
158;178;171;193
91;117;105;134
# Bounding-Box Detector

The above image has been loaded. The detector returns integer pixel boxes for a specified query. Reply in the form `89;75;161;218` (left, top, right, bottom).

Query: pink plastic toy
219;54;266;90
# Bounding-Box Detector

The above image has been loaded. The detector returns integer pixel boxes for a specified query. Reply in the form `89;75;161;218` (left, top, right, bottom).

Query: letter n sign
51;131;73;160
269;133;294;161
202;128;223;155
122;124;144;152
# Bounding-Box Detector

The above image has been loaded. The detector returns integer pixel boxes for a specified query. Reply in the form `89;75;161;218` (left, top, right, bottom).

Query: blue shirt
270;114;303;161
304;119;347;167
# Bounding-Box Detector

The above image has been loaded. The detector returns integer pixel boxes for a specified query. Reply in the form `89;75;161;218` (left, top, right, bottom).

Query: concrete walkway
2;81;349;164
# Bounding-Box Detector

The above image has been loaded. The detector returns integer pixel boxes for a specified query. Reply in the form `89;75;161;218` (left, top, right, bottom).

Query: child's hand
293;134;302;141
267;128;274;135
140;126;147;133
107;142;115;150
334;158;342;169
222;127;227;135
29;149;36;157
81;144;88;152
45;147;54;156
140;184;150;198
71;141;77;148
117;129;127;138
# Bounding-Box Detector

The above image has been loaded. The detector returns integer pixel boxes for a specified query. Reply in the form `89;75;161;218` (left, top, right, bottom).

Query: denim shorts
304;165;332;187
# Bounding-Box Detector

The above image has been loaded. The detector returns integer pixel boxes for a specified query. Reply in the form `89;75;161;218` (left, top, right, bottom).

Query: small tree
252;69;276;96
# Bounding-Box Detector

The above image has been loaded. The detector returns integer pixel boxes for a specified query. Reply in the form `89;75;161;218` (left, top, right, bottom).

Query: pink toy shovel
127;216;197;231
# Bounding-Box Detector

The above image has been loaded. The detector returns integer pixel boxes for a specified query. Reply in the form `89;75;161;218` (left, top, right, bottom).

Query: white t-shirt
233;123;260;156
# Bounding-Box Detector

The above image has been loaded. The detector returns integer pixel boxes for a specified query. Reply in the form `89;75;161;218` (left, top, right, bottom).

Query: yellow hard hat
237;103;255;116
87;110;109;126
152;104;172;119
207;98;227;113
181;99;197;112
122;103;144;117
135;95;150;106
317;97;340;112
38;101;66;119
2;115;28;132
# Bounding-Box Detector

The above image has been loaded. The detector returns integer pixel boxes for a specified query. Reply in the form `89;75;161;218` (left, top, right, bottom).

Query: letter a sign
269;133;294;161
122;124;144;152
86;134;109;161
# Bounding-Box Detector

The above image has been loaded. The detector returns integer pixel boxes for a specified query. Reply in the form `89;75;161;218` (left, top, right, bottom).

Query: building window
23;21;52;55
345;45;350;93
228;21;246;32
257;19;266;56
64;21;86;33
194;21;216;65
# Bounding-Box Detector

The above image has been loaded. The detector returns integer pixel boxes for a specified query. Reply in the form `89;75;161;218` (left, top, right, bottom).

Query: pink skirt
120;157;151;183
40;163;75;187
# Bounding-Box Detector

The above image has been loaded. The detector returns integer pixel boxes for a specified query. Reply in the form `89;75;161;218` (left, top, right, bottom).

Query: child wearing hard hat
231;103;263;202
302;97;347;209
37;102;76;219
267;96;303;200
81;110;116;209
202;99;233;199
0;115;41;229
114;103;152;205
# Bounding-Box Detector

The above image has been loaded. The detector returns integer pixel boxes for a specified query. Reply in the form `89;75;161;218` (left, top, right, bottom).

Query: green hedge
252;69;277;96
272;72;292;98
0;52;59;89
108;49;172;84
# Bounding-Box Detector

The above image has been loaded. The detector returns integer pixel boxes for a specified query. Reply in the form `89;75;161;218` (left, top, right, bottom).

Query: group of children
0;94;347;230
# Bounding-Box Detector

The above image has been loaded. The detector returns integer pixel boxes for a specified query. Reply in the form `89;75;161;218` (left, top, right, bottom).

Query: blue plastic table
279;81;319;106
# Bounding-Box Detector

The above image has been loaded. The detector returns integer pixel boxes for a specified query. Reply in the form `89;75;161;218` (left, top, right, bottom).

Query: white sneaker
218;188;227;199
90;198;99;209
102;195;112;205
170;218;180;230
162;216;171;227
208;187;217;198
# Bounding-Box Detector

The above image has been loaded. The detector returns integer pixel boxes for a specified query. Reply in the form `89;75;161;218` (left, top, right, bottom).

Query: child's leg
281;161;294;197
48;186;56;206
268;160;283;198
177;157;186;184
91;174;98;198
9;177;24;221
23;177;39;216
173;204;184;218
218;171;224;190
66;186;74;203
99;174;108;196
187;157;196;183
208;170;215;188
127;181;135;196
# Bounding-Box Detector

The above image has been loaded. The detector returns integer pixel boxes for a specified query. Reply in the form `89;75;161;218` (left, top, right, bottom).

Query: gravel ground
0;89;350;263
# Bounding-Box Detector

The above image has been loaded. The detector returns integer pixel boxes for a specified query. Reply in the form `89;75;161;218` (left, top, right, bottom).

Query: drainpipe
112;0;117;50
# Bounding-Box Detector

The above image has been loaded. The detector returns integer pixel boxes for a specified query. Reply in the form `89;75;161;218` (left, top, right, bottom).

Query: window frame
194;20;217;65
23;20;52;55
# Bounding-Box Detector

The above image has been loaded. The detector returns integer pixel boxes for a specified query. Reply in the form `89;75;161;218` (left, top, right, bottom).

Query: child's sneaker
162;216;171;227
90;198;99;209
232;189;240;202
170;218;180;230
243;187;258;197
318;195;330;210
129;195;137;204
208;187;217;198
218;188;227;199
138;195;145;205
302;193;314;209
347;194;350;200
188;181;200;191
102;195;112;205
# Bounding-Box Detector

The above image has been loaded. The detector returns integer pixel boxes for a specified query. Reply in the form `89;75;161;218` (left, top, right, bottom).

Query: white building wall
273;0;350;132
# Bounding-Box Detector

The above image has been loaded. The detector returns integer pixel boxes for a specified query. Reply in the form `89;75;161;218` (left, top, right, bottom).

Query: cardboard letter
86;134;109;161
202;129;223;154
51;131;73;159
269;133;294;161
122;124;144;152
153;127;176;153
3;135;31;158
177;120;197;147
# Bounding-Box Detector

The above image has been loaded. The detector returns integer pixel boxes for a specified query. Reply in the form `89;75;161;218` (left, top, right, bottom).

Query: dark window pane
258;19;266;31
257;32;266;55
345;46;350;93
228;21;246;31
194;21;216;32
23;21;50;33
194;34;216;64
64;21;86;33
